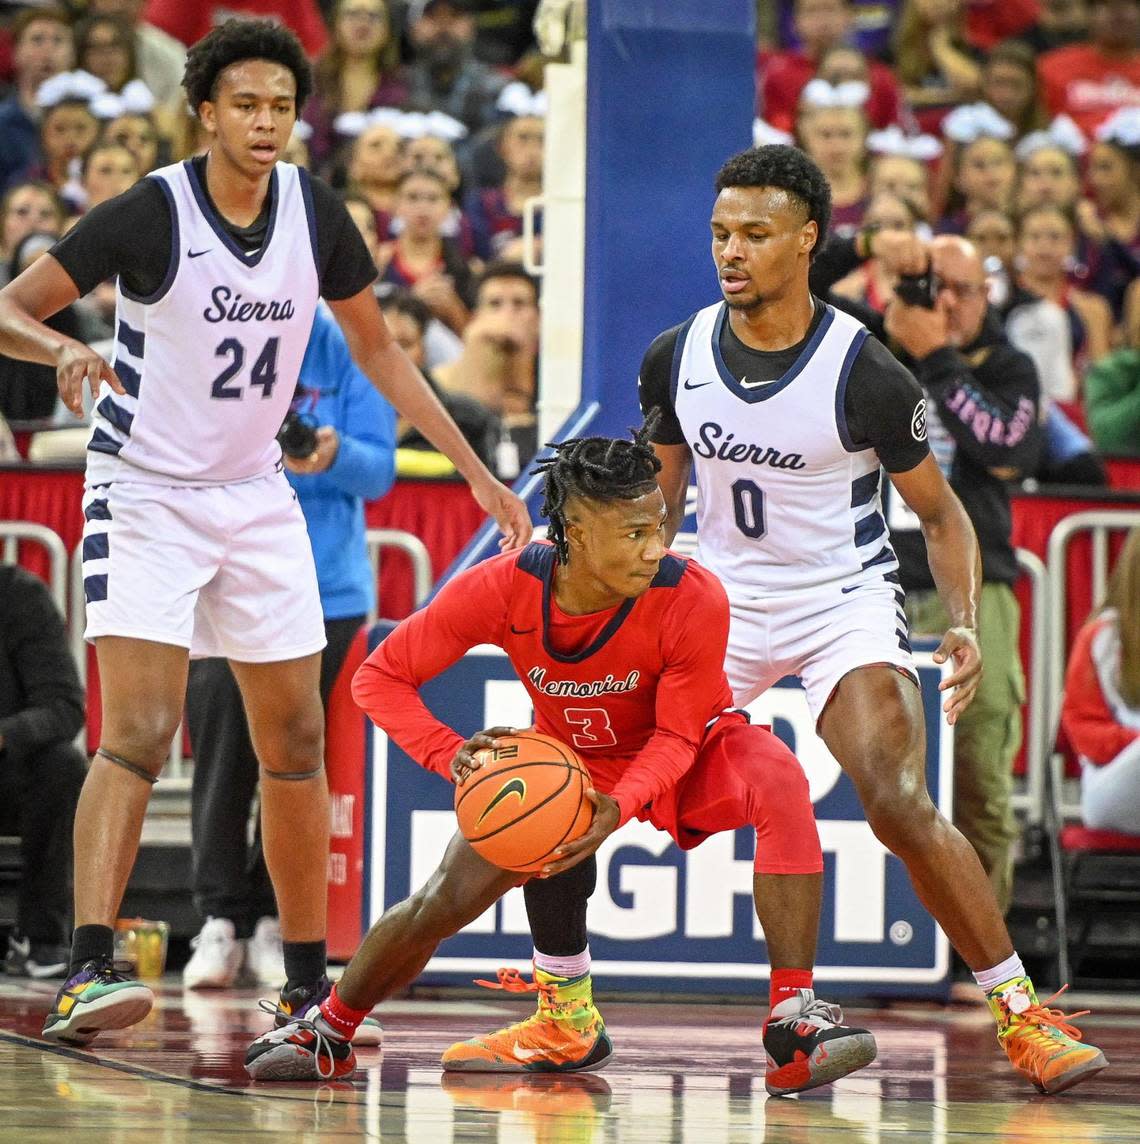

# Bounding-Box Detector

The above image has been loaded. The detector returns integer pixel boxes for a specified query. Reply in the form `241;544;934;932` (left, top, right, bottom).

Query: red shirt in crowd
757;49;906;132
1038;44;1140;137
351;542;737;826
143;0;329;56
964;0;1040;51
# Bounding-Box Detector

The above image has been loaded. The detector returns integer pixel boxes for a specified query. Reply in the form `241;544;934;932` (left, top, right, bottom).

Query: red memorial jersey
352;542;737;824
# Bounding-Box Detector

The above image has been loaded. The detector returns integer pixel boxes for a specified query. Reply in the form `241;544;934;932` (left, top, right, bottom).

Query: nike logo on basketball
188;248;212;258
683;378;713;390
475;777;527;827
510;624;537;635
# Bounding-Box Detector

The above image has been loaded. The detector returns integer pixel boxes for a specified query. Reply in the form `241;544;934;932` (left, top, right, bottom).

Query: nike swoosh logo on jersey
682;378;713;390
187;248;213;258
510;624;537;635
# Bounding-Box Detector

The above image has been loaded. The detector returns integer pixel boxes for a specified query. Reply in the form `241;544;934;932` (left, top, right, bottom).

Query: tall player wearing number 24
0;19;529;1049
245;422;876;1094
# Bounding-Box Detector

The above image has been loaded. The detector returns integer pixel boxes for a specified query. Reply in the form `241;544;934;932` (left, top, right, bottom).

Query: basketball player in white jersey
0;19;529;1047
638;146;1106;1095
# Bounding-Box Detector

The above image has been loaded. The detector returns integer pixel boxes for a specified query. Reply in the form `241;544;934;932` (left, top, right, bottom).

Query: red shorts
637;713;824;874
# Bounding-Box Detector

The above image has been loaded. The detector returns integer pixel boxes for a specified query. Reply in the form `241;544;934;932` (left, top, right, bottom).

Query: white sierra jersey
87;159;320;486
673;301;898;595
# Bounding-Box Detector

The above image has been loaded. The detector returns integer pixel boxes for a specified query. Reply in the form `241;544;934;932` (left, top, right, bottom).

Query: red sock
319;984;372;1039
769;968;814;1013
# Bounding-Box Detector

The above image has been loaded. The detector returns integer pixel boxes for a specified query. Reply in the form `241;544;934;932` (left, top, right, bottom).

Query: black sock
70;924;115;976
283;939;326;989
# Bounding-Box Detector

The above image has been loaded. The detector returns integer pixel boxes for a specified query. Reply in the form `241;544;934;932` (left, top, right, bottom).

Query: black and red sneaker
762;988;877;1096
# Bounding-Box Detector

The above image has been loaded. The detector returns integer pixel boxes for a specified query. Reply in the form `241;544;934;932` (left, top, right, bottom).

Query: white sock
973;952;1026;993
533;946;591;979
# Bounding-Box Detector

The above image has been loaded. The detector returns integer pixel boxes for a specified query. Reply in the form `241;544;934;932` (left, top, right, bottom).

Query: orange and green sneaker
41;958;154;1046
987;977;1108;1094
442;966;613;1073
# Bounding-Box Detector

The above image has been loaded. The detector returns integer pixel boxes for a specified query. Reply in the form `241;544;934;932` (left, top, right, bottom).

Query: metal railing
365;528;433;624
0;521;68;613
1013;547;1049;826
1044;510;1140;822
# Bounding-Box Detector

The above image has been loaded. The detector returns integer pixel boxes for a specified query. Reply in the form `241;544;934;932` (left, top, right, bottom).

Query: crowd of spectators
0;0;546;473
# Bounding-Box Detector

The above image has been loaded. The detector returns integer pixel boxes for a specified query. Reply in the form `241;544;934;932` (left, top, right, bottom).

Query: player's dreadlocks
535;413;663;565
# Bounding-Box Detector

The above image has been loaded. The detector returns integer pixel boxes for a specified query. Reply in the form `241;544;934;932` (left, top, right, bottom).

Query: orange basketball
454;731;594;873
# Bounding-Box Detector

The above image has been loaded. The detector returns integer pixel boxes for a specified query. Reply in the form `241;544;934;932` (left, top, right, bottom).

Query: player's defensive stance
245;423;877;1092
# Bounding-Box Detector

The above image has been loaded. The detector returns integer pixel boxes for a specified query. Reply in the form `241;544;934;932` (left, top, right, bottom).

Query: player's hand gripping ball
454;731;594;872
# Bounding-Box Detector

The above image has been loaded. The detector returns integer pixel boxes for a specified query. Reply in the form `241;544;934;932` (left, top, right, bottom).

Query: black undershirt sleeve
49;179;172;299
307;174;378;301
843;335;931;473
637;324;685;445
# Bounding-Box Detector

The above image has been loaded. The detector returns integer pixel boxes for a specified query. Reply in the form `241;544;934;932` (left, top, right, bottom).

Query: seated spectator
0;232;99;420
78;140;140;213
0;181;66;288
1016;203;1114;417
0;9;74;192
1085;345;1140;454
86;0;187;111
29;72;105;209
795;89;870;237
833;191;923;311
303;0;408;176
758;0;905;134
378;168;475;334
966;207;1017;301
1015;138;1084;213
980;40;1050;141
1038;0;1140;139
432;260;538;469
379;289;501;473
939;126;1017;233
404;0;508;139
101;106;165;174
403;127;476;259
465;83;544;261
868;149;935;222
469;0;541;67
1061;528;1140;836
1018;0;1090;54
0;564;86;979
75;14;138;96
893;0;982;134
344;118;404;239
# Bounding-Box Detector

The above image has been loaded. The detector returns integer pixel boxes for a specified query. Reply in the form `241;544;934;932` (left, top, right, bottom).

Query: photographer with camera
818;230;1041;915
182;301;397;989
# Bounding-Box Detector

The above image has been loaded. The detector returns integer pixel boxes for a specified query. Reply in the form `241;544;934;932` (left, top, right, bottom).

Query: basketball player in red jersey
245;421;877;1091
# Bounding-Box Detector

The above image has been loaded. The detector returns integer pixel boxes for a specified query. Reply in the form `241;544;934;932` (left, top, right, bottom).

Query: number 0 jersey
352;542;739;824
87;159;320;487
669;301;900;595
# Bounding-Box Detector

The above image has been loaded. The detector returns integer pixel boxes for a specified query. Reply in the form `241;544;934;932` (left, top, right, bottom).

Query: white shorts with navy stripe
724;574;918;725
81;471;326;663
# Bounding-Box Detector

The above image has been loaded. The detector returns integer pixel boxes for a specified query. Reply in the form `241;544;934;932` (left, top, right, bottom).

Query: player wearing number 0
0;19;529;1048
638;144;1106;1094
245;421;877;1093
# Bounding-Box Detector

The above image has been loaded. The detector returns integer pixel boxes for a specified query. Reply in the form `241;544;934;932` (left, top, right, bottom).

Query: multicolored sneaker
441;966;613;1073
41;958;154;1046
244;1004;358;1082
762;988;877;1096
274;976;333;1028
987;977;1108;1094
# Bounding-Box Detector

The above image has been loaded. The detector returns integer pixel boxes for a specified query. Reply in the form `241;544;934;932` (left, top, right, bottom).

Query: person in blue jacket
182;302;396;990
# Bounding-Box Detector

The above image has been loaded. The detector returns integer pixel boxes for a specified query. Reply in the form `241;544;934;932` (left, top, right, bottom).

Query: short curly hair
715;145;832;260
182;19;313;117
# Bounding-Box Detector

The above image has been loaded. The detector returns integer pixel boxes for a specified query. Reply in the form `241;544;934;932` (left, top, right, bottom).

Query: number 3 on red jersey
563;708;618;749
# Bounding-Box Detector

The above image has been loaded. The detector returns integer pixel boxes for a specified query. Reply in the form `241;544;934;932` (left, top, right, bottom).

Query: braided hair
535;415;663;565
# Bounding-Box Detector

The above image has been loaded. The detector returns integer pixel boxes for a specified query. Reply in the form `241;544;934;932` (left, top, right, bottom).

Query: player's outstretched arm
889;454;983;724
328;286;532;549
0;254;124;416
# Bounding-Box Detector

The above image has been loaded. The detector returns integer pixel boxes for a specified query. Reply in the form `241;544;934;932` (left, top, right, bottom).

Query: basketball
454;731;594;873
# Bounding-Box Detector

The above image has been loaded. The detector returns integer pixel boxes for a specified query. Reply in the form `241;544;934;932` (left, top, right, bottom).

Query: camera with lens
894;264;939;309
277;408;319;459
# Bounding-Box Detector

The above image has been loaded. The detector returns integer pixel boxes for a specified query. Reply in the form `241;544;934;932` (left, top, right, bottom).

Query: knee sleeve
523;855;596;956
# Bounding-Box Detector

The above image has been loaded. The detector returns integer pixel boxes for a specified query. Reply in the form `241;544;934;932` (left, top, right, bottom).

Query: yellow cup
114;917;170;979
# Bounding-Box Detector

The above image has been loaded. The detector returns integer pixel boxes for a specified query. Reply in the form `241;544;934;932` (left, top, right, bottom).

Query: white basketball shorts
724;574;918;725
80;470;326;662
